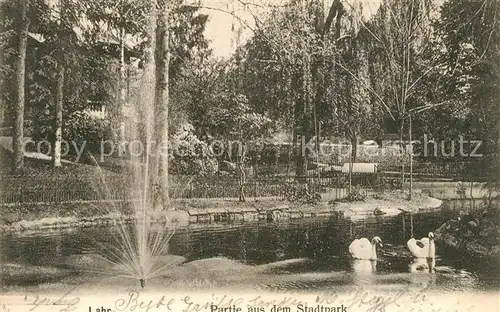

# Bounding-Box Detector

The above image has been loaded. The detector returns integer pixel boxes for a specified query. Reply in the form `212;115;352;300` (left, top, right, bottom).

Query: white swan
349;237;383;260
407;232;436;273
407;232;435;258
352;259;377;273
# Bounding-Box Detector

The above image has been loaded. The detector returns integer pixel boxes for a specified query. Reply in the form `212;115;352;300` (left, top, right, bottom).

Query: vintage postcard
0;0;498;311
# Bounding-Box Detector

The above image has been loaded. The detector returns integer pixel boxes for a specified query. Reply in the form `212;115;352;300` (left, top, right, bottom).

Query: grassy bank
0;201;134;225
0;199;294;231
0;190;446;233
0;199;290;222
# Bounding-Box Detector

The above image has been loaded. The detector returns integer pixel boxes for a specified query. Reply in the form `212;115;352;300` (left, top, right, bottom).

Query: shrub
345;185;367;202
169;123;218;176
65;112;111;142
383;177;402;190
482;182;500;208
456;182;467;199
30;111;112;159
282;181;322;204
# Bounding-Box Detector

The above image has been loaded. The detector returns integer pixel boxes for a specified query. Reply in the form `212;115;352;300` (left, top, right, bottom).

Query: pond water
1;202;498;293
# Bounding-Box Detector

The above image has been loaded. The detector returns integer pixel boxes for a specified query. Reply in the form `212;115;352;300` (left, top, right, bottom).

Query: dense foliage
1;0;498;184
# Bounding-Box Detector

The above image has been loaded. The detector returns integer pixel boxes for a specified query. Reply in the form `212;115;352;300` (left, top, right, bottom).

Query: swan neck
427;239;436;272
371;242;377;260
428;239;435;258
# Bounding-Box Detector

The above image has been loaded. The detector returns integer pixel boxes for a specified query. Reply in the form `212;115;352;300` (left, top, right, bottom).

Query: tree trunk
348;156;353;194
286;125;294;176
295;1;310;184
237;122;246;202
238;163;246;202
300;48;312;183
348;134;357;193
53;0;67;168
154;3;170;210
119;26;127;152
293;71;307;180
399;120;405;190
53;67;64;168
314;109;320;180
12;0;29;171
409;115;413;200
311;59;323;182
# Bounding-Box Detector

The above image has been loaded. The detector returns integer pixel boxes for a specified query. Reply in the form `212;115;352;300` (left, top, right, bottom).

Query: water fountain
85;55;178;290
88;156;178;289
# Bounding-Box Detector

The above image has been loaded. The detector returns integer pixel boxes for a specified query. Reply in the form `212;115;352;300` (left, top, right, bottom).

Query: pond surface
1;204;498;293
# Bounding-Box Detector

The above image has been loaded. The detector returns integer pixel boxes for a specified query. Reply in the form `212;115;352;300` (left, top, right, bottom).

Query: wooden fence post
410;214;413;238
254;180;258;200
402;215;406;242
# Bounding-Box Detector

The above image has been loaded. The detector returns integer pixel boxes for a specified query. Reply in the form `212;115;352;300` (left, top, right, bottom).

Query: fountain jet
87;52;178;289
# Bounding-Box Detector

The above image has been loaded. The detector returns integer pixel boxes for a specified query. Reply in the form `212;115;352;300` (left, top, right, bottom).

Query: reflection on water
1;207;498;292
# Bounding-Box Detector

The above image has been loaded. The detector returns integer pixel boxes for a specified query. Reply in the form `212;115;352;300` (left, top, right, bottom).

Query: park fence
0;160;487;206
0;172;385;205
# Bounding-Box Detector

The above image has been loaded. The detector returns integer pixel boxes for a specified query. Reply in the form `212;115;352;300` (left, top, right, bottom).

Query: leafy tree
362;0;438;190
84;0;150;143
435;0;499;183
234;0;347;180
210;92;272;201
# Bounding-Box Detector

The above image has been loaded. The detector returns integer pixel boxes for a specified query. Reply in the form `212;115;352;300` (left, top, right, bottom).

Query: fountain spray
140;266;145;288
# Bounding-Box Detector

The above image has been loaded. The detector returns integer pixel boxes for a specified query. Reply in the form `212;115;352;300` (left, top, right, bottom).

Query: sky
199;0;384;58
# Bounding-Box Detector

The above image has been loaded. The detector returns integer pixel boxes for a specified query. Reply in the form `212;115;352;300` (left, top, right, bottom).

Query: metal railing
0;172;386;205
0;160;489;205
